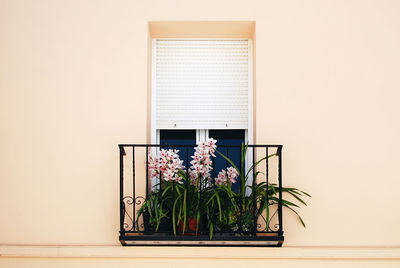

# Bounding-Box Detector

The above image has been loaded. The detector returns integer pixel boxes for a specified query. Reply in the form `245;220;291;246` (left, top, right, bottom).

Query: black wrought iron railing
119;144;284;246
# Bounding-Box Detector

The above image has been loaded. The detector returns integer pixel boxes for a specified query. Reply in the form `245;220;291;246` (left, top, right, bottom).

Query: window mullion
197;129;207;144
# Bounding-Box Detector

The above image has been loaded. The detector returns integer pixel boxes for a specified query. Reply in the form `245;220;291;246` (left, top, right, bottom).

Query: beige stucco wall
1;0;400;266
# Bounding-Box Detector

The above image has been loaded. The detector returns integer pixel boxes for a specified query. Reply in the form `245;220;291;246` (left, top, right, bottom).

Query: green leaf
265;203;270;229
245;153;277;180
146;202;153;217
242;143;248;172
175;185;181;195
196;211;200;234
268;197;300;208
161;185;172;197
283;204;306;227
172;193;182;236
178;199;182;222
284;190;308;206
182;189;187;234
216;149;240;175
300;190;312;198
214;191;223;221
154;198;159;221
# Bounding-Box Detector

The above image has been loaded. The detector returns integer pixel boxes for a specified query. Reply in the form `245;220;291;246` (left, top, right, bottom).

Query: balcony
119;143;285;246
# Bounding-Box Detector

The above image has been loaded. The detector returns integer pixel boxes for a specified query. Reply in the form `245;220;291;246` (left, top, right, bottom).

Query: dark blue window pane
160;130;196;169
209;130;245;192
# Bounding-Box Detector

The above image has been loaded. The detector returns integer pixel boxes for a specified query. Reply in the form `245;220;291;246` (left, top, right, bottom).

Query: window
159;129;196;167
151;38;253;189
151;38;253;144
159;129;245;191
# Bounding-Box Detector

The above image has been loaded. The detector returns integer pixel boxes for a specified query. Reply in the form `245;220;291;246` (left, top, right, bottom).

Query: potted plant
216;144;311;235
136;140;310;238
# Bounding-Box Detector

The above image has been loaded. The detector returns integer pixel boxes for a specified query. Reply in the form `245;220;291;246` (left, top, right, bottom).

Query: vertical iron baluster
119;145;125;235
239;145;243;234
266;146;269;232
145;146;148;200
225;147;229;169
186;145;189;182
186;145;189;234
158;146;162;233
211;145;216;233
212;153;216;183
133;146;136;231
278;146;283;236
252;146;256;234
225;147;229;227
198;168;202;234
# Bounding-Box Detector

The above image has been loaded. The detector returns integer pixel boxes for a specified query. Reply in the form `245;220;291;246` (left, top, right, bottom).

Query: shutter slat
155;39;250;130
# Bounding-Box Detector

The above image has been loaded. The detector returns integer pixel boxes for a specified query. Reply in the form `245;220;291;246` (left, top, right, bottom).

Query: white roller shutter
153;39;251;130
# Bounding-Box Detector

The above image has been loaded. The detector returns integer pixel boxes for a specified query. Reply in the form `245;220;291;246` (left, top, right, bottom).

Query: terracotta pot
125;232;143;236
178;217;199;235
256;232;278;237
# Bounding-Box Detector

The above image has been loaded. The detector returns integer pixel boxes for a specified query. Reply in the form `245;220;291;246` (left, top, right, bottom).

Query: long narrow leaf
210;222;214;240
269;197;300;208
216;150;240;174
161;185;172;197
146;202;153;217
172;194;182;236
214;191;223;221
299;190;312;198
182;189;187;234
245;154;277;180
196;211;200;234
283;204;306;227
285;191;308;206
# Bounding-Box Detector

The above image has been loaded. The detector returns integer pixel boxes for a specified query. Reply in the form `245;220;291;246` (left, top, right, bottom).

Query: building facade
1;0;400;267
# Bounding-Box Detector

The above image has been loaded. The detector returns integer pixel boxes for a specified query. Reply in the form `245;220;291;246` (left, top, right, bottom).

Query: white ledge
1;245;400;260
